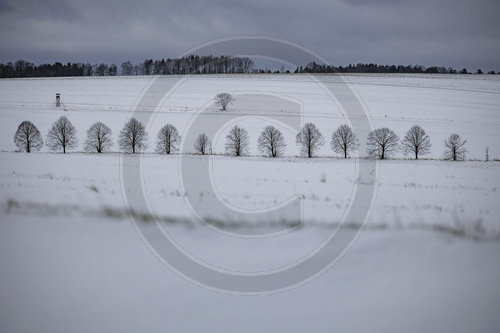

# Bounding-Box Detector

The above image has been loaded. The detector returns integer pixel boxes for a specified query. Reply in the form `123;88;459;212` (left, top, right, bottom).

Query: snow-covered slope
0;74;499;333
0;74;499;159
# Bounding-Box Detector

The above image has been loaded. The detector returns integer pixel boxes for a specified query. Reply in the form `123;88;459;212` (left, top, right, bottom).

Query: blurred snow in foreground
0;74;499;332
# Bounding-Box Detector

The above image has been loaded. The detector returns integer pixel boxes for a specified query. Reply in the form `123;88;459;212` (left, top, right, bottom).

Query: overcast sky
0;0;499;71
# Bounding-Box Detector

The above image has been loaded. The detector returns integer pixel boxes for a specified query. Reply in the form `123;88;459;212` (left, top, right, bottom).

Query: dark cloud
0;0;499;70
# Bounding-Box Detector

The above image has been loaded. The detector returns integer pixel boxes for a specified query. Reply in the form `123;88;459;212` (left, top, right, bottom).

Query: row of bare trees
191;123;468;161
1;56;255;78
13;117;178;154
13;119;469;160
364;126;466;161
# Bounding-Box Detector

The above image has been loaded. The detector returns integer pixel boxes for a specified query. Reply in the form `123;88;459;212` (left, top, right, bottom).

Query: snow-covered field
1;74;499;332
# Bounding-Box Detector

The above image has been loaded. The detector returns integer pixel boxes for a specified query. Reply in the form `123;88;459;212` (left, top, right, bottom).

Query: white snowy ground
0;74;499;332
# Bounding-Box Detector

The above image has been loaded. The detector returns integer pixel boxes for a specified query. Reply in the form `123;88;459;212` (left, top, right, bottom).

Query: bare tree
120;61;133;75
366;128;399;159
85;122;113;153
194;133;210;155
444;133;467;161
119;118;148;153
47;116;78;153
296;123;325;158
225;125;249;156
95;63;109;76
215;93;234;111
258;126;286;157
156;124;180;154
330;124;359;158
108;64;117;76
14;121;43;152
401;124;431;159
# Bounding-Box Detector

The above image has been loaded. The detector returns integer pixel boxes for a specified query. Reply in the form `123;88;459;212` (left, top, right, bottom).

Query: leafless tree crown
296;123;325;158
225;125;249;156
215;93;234;111
156;124;180;154
84;122;112;153
330;124;359;158
118;118;148;153
366;127;399;159
194;133;210;155
14;120;43;153
401;125;431;159
47;116;78;153
258;126;286;157
444;133;467;161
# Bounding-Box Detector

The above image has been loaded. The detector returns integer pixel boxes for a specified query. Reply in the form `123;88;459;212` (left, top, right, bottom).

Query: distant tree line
294;62;497;75
3;58;497;78
0;55;255;78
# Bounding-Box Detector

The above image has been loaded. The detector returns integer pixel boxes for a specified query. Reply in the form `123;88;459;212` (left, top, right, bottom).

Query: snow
0;74;499;159
0;74;499;332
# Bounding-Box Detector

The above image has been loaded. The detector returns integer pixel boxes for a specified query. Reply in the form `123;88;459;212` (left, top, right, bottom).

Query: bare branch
330;124;359;158
118;118;148;153
47;116;78;153
444;133;467;161
401;124;431;159
258;126;286;157
14;121;43;153
194;133;210;155
156;124;180;154
296;123;324;158
215;93;234;111
225;125;249;156
366;128;399;159
85;122;113;153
